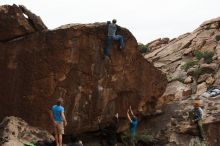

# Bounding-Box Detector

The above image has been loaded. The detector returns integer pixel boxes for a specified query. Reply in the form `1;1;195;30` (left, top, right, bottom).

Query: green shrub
136;132;154;142
192;68;203;79
181;60;198;71
216;35;220;41
203;51;214;64
138;44;149;54
194;50;214;64
194;50;204;60
170;77;185;83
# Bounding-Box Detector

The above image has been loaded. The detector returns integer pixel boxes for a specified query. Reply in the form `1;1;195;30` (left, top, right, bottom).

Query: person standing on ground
104;19;125;60
50;98;67;146
98;113;119;146
191;99;205;141
127;106;138;146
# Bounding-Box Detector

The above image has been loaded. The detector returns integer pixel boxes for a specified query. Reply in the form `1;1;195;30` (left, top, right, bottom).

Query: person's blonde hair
192;98;202;107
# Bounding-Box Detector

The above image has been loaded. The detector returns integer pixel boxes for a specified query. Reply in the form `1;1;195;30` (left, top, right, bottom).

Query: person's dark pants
107;142;117;146
112;35;124;49
103;35;125;57
103;36;112;57
130;131;136;146
196;120;205;140
107;135;117;146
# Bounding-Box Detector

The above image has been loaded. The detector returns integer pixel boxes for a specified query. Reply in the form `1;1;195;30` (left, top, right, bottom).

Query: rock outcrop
146;37;170;52
0;5;167;134
0;116;54;146
0;4;47;42
144;17;220;145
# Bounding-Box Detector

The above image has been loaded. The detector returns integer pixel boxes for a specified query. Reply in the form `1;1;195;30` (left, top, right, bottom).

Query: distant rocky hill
144;17;220;145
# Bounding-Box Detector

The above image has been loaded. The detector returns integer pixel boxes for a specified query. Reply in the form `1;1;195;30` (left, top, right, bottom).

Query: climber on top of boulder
103;19;125;61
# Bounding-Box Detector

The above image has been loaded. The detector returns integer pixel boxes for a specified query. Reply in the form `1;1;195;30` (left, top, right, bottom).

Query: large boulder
0;5;167;134
0;116;54;146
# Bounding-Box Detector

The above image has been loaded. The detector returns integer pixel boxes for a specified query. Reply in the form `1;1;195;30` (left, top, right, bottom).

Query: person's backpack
188;110;195;123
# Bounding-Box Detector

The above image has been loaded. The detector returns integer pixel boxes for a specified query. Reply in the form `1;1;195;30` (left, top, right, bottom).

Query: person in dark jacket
66;134;83;146
98;113;119;146
191;99;205;141
136;140;147;146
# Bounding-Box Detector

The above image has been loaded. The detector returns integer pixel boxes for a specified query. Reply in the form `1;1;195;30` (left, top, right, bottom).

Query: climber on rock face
191;98;205;141
127;106;138;146
50;98;67;146
103;19;125;60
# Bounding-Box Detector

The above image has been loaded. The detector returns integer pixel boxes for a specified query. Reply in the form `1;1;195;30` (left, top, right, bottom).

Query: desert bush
138;43;149;54
192;68;203;79
194;50;204;60
170;77;185;83
136;132;154;142
215;35;220;41
202;51;214;64
194;50;214;64
181;60;198;71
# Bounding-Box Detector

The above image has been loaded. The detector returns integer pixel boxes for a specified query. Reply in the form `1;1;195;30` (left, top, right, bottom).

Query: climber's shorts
54;121;64;135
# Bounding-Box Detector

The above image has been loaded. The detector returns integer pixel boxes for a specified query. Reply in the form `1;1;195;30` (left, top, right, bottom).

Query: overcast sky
0;0;220;43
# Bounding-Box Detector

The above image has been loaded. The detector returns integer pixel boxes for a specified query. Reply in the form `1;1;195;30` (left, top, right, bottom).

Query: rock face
0;5;167;134
141;95;220;146
0;4;47;42
144;17;220;145
0;116;54;146
145;16;220;102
